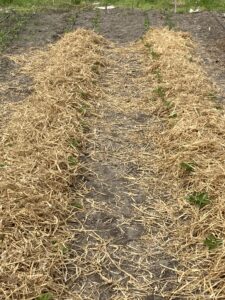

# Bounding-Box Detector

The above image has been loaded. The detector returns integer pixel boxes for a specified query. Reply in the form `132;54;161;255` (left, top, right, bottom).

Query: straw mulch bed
139;28;225;298
0;29;107;299
1;23;225;300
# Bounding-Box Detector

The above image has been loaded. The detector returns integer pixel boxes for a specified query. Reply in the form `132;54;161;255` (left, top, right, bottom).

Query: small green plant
71;0;81;4
215;104;223;110
61;242;72;254
71;201;83;209
36;292;53;300
169;111;177;118
68;155;78;166
153;69;162;83
0;12;28;52
78;105;87;115
164;99;173;109
180;161;196;172
0;163;6;168
208;92;217;101
81;120;89;132
69;138;81;149
144;43;160;59
153;86;166;99
65;13;78;32
153;86;174;111
62;245;69;254
164;10;175;30
186;191;210;208
92;10;100;32
144;15;150;30
80;91;90;100
204;234;223;250
150;48;160;59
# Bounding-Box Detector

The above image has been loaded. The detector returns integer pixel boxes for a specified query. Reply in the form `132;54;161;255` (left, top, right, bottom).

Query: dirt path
71;42;175;300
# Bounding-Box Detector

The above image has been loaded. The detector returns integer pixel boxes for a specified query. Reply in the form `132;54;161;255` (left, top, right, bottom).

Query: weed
164;99;173;109
150;49;160;59
92;9;100;32
80;91;90;100
186;191;210;208
164;11;175;30
144;15;150;30
36;292;53;300
180;161;196;172
78;105;87;115
91;64;100;74
169;111;177;118
61;245;69;254
69;138;81;149
0;163;7;168
207;92;217;101
65;13;78;32
68;155;78;166
144;43;160;59
81;120;89;132
152;86;174;111
215;104;223;110
136;0;141;8
0;12;28;52
71;0;81;4
153;86;166;99
71;201;83;209
204;234;223;250
153;69;162;83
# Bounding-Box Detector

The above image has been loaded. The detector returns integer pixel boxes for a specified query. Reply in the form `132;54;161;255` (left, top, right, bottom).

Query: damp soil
0;6;225;300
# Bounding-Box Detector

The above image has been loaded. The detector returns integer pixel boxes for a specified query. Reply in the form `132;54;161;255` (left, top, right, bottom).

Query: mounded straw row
0;29;107;299
140;28;225;299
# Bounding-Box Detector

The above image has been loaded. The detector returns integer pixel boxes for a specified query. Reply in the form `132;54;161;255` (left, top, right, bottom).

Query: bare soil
0;6;225;300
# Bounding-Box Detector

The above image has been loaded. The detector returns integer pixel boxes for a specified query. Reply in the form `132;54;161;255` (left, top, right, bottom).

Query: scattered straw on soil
1;23;225;300
0;29;107;299
137;28;225;299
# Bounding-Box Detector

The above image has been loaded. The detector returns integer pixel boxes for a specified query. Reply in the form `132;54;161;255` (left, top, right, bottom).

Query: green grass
97;0;225;11
0;0;224;11
0;0;82;8
0;0;224;13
